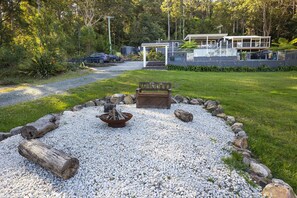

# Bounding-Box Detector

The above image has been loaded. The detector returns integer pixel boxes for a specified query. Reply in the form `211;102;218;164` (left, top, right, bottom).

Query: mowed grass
0;70;296;191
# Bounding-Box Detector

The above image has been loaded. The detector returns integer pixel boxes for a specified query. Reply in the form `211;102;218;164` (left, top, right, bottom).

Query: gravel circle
0;104;261;197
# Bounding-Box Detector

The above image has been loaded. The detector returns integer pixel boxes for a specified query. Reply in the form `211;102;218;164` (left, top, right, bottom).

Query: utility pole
106;16;114;54
168;11;170;41
182;4;185;39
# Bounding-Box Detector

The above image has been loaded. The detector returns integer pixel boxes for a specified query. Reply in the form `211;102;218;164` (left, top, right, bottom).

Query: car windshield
90;53;105;57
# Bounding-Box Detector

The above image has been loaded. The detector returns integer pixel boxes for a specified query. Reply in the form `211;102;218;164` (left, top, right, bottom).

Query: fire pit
99;112;133;128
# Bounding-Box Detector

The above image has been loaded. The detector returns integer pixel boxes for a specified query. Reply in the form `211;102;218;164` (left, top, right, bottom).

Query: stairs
143;61;167;70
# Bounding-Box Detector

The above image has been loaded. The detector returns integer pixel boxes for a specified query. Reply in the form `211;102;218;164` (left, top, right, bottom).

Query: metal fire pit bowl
99;113;133;128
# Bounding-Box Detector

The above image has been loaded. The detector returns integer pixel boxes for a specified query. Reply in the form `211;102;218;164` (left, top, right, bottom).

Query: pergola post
165;46;168;65
143;47;146;68
206;36;209;56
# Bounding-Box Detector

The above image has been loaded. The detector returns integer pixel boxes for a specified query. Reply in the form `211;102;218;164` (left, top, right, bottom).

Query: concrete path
0;61;143;107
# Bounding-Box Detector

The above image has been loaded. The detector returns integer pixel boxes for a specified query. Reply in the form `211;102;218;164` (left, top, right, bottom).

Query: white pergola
141;43;170;68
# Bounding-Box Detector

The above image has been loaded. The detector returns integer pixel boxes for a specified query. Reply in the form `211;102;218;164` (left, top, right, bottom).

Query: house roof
184;34;228;41
184;34;271;41
224;35;271;40
141;43;170;47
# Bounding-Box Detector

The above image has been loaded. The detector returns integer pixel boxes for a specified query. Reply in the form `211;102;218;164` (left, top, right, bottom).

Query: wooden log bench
136;82;171;109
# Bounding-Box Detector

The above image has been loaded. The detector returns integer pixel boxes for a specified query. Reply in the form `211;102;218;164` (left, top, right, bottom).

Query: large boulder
174;109;193;122
262;179;297;198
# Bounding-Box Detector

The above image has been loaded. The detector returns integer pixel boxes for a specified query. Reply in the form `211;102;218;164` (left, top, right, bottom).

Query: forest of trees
0;0;296;77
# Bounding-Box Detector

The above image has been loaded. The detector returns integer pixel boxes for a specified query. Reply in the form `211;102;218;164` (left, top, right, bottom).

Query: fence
168;50;297;67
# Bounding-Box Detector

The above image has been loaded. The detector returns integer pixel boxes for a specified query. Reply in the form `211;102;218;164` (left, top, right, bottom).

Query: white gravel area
0;104;261;197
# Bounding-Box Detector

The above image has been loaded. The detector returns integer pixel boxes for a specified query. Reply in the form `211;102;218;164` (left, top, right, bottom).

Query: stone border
1;93;296;197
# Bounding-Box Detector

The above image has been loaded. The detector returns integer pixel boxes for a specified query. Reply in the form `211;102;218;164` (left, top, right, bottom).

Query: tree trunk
20;114;58;139
18;139;79;179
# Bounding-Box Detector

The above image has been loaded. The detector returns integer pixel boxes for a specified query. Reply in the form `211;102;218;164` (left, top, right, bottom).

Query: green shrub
147;50;165;61
0;44;26;68
167;65;297;72
126;54;142;61
19;52;66;78
180;41;198;50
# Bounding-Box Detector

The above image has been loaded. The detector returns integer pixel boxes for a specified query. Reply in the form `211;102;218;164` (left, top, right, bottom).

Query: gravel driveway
0;62;142;107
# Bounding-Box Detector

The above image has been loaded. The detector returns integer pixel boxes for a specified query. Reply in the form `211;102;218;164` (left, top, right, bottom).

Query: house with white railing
184;33;271;57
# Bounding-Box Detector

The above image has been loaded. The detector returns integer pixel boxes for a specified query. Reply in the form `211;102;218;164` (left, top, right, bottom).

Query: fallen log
18;139;79;179
20;114;58;139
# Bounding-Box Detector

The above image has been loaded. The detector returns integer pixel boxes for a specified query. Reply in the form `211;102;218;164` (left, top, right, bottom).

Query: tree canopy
0;0;296;76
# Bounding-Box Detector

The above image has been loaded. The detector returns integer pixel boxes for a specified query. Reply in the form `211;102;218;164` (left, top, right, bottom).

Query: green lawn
0;70;296;191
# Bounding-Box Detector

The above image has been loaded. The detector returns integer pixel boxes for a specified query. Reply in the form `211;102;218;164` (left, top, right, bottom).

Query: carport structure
141;43;170;68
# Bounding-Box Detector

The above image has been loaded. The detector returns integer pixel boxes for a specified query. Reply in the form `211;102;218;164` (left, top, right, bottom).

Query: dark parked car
108;54;121;62
84;52;109;63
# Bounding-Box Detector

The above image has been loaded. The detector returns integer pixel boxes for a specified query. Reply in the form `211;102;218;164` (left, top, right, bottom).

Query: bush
167;65;297;72
147;50;164;61
180;41;198;50
0;44;26;68
19;52;66;78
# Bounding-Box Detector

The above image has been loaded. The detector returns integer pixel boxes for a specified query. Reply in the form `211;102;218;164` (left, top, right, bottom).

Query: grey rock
216;113;227;119
226;116;236;125
124;95;134;104
85;101;96;107
236;131;247;138
250;172;271;188
0;132;12;141
174;95;184;103
72;105;84;111
189;99;200;105
231;122;244;131
242;151;251;158
196;98;204;105
110;94;124;104
104;103;116;113
205;100;218;111
105;96;111;103
250;161;272;178
174;109;193;122
243;156;251;166
52;114;61;126
182;98;189;104
94;99;106;106
10;126;23;135
130;94;136;100
211;105;224;116
233;128;243;134
233;137;248;149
